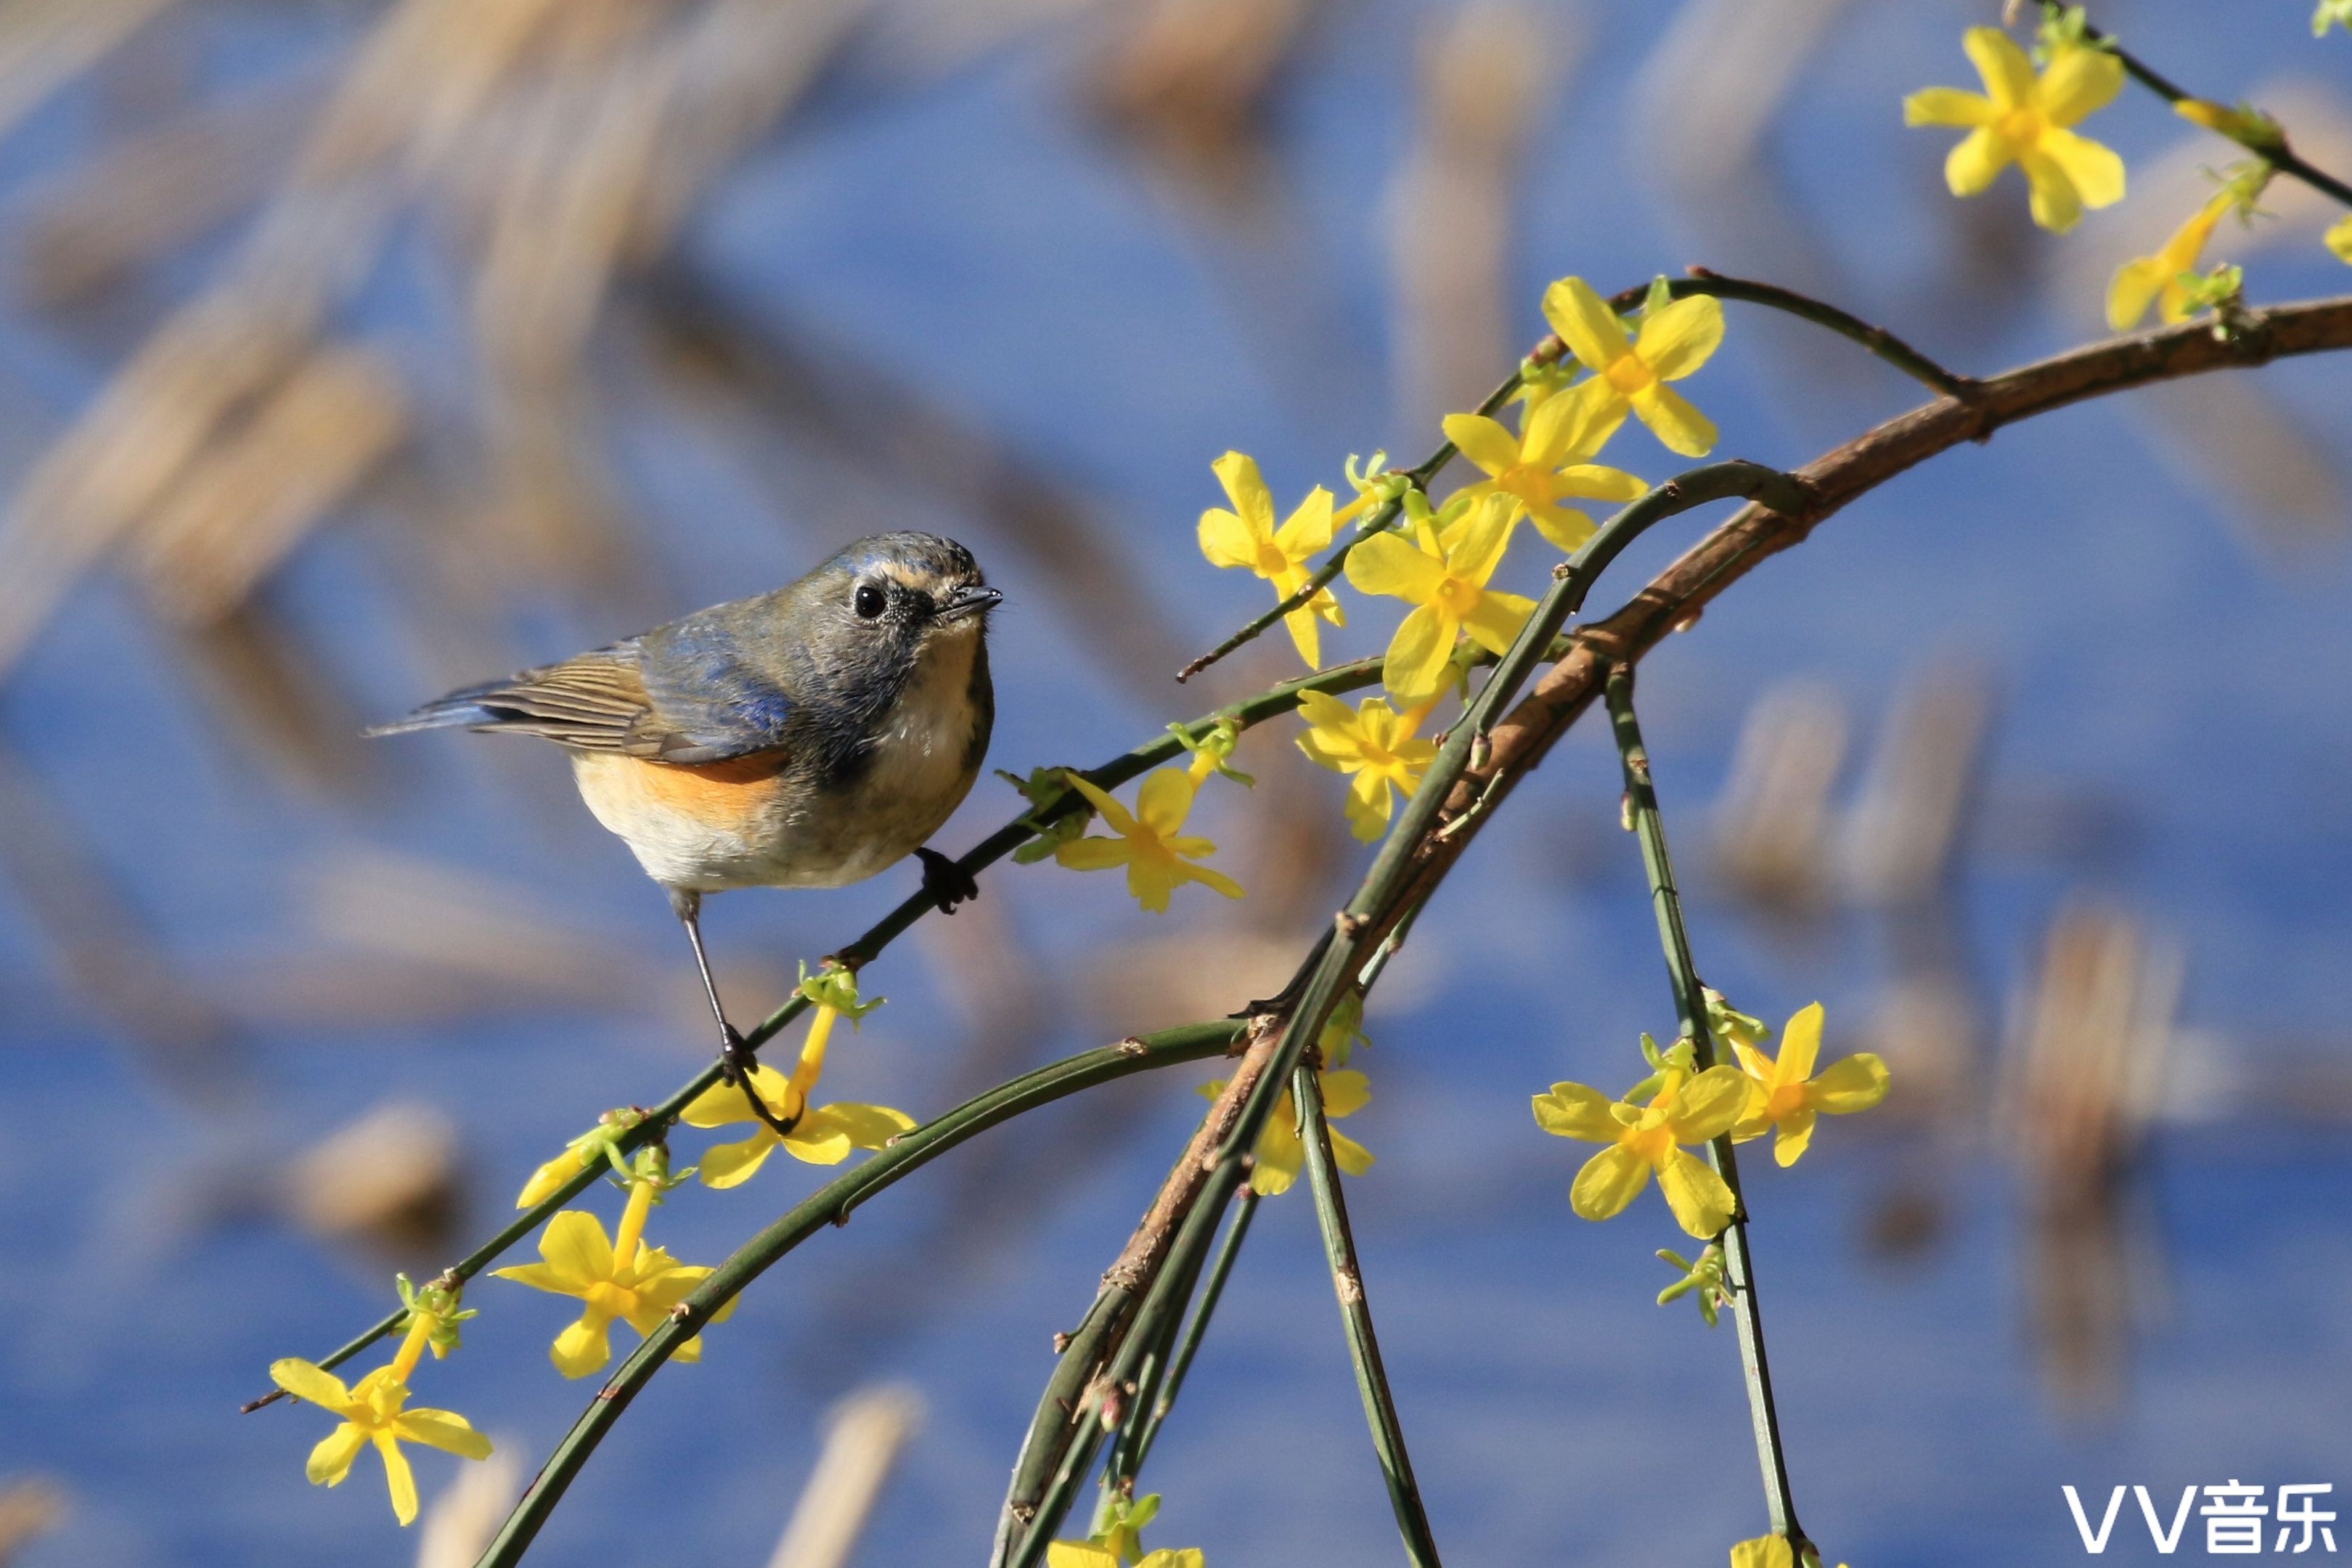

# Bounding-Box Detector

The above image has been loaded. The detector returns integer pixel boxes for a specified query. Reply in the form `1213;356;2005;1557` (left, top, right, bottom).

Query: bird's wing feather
368;623;799;764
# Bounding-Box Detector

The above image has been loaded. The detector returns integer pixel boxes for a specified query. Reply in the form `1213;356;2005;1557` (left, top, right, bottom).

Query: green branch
1604;665;1804;1549
1608;269;1976;398
1124;1186;1258;1480
1297;1063;1442;1568
470;1021;1244;1568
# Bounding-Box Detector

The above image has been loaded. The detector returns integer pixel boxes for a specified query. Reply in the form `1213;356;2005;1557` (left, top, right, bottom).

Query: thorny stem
1605;664;1803;1549
1124;1185;1259;1481
1297;1063;1443;1568
2051;1;2352;211
241;656;1393;1412
470;1021;1246;1568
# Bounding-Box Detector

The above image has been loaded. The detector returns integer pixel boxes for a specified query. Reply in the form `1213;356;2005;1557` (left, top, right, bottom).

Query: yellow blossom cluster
1531;1003;1887;1238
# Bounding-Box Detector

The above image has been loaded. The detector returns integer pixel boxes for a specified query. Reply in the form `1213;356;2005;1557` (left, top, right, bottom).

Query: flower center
1434;574;1482;618
586;1281;639;1318
1254;541;1291;577
1604;352;1655;395
1997;106;2044;145
1767;1083;1808;1120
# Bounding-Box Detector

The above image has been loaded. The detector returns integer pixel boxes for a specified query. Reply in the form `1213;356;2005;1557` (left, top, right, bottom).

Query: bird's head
783;531;1000;696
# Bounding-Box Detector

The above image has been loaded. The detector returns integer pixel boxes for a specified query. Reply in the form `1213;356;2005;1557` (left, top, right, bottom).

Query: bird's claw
718;1025;799;1138
915;846;980;914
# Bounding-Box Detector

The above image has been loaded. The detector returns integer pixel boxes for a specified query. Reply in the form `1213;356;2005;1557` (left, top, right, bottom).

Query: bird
367;532;1000;1127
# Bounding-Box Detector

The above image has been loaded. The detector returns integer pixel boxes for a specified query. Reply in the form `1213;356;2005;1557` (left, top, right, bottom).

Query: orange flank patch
574;748;793;840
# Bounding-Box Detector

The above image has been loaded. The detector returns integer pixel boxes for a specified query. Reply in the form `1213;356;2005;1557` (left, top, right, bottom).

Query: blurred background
0;0;2347;1563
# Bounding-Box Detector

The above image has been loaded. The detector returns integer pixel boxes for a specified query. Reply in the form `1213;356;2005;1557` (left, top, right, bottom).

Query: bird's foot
717;1025;800;1138
915;846;980;914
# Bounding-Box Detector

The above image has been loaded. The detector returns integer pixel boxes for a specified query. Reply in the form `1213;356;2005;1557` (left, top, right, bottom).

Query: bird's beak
938;584;1003;621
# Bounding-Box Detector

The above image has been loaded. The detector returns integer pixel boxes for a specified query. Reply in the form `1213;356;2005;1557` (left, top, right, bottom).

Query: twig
2049;1;2352;211
1604;665;1802;1548
469;1021;1244;1568
1609;269;1976;398
1296;1063;1443;1568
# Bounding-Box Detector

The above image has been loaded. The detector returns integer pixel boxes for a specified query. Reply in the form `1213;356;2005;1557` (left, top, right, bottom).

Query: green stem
1604;664;1804;1550
1125;1185;1258;1479
1296;1063;1442;1568
471;1021;1243;1568
2051;1;2352;210
1607;269;1975;398
243;656;1392;1410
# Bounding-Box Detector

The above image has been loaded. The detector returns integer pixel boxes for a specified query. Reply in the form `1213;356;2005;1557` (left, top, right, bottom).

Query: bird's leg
914;846;980;914
669;887;799;1138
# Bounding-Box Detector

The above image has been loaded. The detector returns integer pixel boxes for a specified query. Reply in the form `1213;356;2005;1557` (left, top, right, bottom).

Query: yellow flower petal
1048;1543;1121;1568
2019;148;2084;232
1211;450;1276;539
394;1409;494;1461
1527;505;1597;553
697;1131;783;1189
1555;462;1649;503
1061;772;1139;836
1671;1064;1752;1143
1961;27;2033;110
1533;1083;1621;1142
1634;294;1725;382
2106;255;2171;331
780;1119;855;1164
1053;837;1134;872
306;1423;368;1487
1272;486;1336;556
2036;43;2124;126
682;1064;796;1128
551;1315;612;1379
812;1101;915;1148
1903;86;1992;127
1943;125;2012;196
488;1259;586;1295
1180;862;1246;901
1447;494;1519;587
1772;1108;1818;1167
1731;1535;1796;1568
1281;603;1323;669
2035;125;2125;211
1569;1143;1651;1220
1320;1069;1371;1118
1458;590;1535;658
1628;383;1718;457
2327;214;2352;264
1330;1126;1376;1177
1809;1052;1890;1114
1135;767;1198;836
1442;412;1523;478
1657;1147;1737;1237
536;1209;613;1287
375;1432;419;1526
1540;276;1632;375
271;1358;353;1410
1198;507;1261;571
1382;603;1455;701
1345;529;1447;601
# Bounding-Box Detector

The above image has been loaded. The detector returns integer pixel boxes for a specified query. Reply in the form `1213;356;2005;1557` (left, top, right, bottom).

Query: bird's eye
853;582;886;619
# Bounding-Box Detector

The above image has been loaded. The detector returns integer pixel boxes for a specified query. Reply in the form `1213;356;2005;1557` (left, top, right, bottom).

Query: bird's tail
362;682;507;738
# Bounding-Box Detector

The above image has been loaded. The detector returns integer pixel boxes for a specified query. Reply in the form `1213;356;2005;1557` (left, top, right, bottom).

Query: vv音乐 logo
2065;1484;2338;1555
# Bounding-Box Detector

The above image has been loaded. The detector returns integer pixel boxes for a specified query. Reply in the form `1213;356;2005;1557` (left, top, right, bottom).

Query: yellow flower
1442;378;1646;550
1727;1002;1889;1167
1903;29;2126;233
2326;213;2352;264
269;1315;490;1527
1539;277;1726;457
2107;192;2232;330
1048;1547;1204;1568
514;1107;647;1208
1204;1068;1372;1196
1343;493;1533;701
1731;1537;1794;1568
1531;1063;1749;1236
1054;769;1245;912
491;1180;736;1377
1196;451;1344;668
680;1005;913;1187
1294;690;1437;841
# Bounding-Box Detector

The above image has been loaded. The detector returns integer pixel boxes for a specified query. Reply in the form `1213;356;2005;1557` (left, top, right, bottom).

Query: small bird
368;533;1000;1125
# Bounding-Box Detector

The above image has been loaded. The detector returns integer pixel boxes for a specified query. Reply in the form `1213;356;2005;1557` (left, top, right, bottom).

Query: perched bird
368;533;1000;1124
